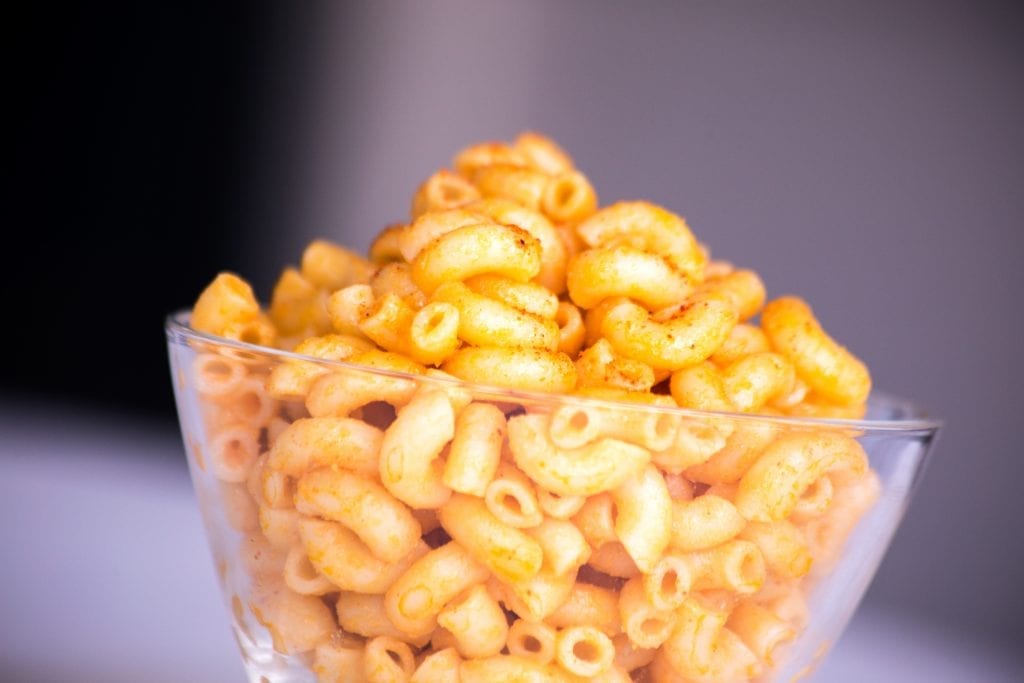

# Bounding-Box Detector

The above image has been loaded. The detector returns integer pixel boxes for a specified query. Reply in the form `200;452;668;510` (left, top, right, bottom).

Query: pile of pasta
189;132;879;682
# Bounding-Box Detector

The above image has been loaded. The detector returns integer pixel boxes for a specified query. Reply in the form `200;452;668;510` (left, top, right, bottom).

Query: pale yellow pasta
710;322;771;366
335;592;430;646
459;654;558;683
611;464;672;573
407;302;461;365
220;481;259;533
642;554;693;612
204;376;276;430
411;222;542;295
266;333;374;400
612;633;657;672
193;353;247;398
504;566;578;622
554;624;615;678
295;468;421;563
619;577;676;650
268;268;327;339
364;636;416;683
305;351;423;417
681;539;767;595
549;389;678;451
567;246;692;311
432;281;559;350
660;597;760;683
583;297;623;347
466;198;568;294
735;432;867;523
601;294;737;371
507;413;651;497
443;401;505;496
438;494;543;583
268;417;382;478
442;346;577;394
576;201;706;281
514;131;575;175
454;140;528;176
571;492;617;548
802;470;880;576
575;338;657;392
313;640;368;683
587;541;641;578
248;578;336;655
471;163;548;210
536;489;586;520
685;419;778;485
727;600;796;667
757;581;809;630
548;582;620;636
301;239;373;292
721;352;797;412
542;170;597;225
669;495;746;552
555;301;586;357
322;284;373;339
485;462;544;528
525;517;591;575
437;584;509;658
669;362;735;412
356;293;414;356
380;389;455;509
652;418;731;475
191;272;261;338
369;223;406;264
507;619;557;664
371;262;427;308
283;544;335;596
761;296;871;406
399;208;490;262
384;541;491;638
410;169;480;219
464;274;559;319
208;423;260;483
791;474;835;521
694;269;766;322
410;648;461;683
300;517;428;594
259;505;300;548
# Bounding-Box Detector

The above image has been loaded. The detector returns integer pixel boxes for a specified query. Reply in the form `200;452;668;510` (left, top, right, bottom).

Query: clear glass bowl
166;312;939;683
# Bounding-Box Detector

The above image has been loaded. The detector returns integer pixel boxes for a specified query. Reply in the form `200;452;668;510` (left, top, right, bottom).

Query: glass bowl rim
166;311;942;435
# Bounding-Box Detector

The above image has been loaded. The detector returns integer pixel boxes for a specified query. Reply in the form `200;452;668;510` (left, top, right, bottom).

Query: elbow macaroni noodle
185;132;883;682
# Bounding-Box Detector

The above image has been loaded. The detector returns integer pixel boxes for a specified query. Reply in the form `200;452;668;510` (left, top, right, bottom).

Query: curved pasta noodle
384;541;491;638
601;295;737;371
567;246;692;311
295;468;421;563
507;413;651;497
379;389;455;510
576;201;706;281
442;346;577;394
433;281;558;350
735;432;868;523
411;223;542;295
761;296;871;406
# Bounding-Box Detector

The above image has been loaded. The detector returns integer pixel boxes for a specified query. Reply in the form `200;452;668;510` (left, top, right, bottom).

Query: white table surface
1;408;1020;682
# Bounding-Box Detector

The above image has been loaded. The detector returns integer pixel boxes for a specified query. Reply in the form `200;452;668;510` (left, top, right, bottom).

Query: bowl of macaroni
166;132;939;682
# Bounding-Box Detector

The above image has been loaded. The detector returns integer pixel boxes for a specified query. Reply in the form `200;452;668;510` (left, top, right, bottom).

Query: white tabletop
0;408;1019;682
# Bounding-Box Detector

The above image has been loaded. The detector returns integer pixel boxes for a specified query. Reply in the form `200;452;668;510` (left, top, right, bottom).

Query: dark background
7;0;1024;651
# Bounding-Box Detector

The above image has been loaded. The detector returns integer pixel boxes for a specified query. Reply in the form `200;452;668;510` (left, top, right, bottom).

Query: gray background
239;1;1024;643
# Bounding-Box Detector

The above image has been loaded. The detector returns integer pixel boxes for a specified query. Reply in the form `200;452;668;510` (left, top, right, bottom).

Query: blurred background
5;1;1023;680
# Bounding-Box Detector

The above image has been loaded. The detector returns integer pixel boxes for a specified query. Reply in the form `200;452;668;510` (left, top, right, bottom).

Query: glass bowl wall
166;313;938;683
